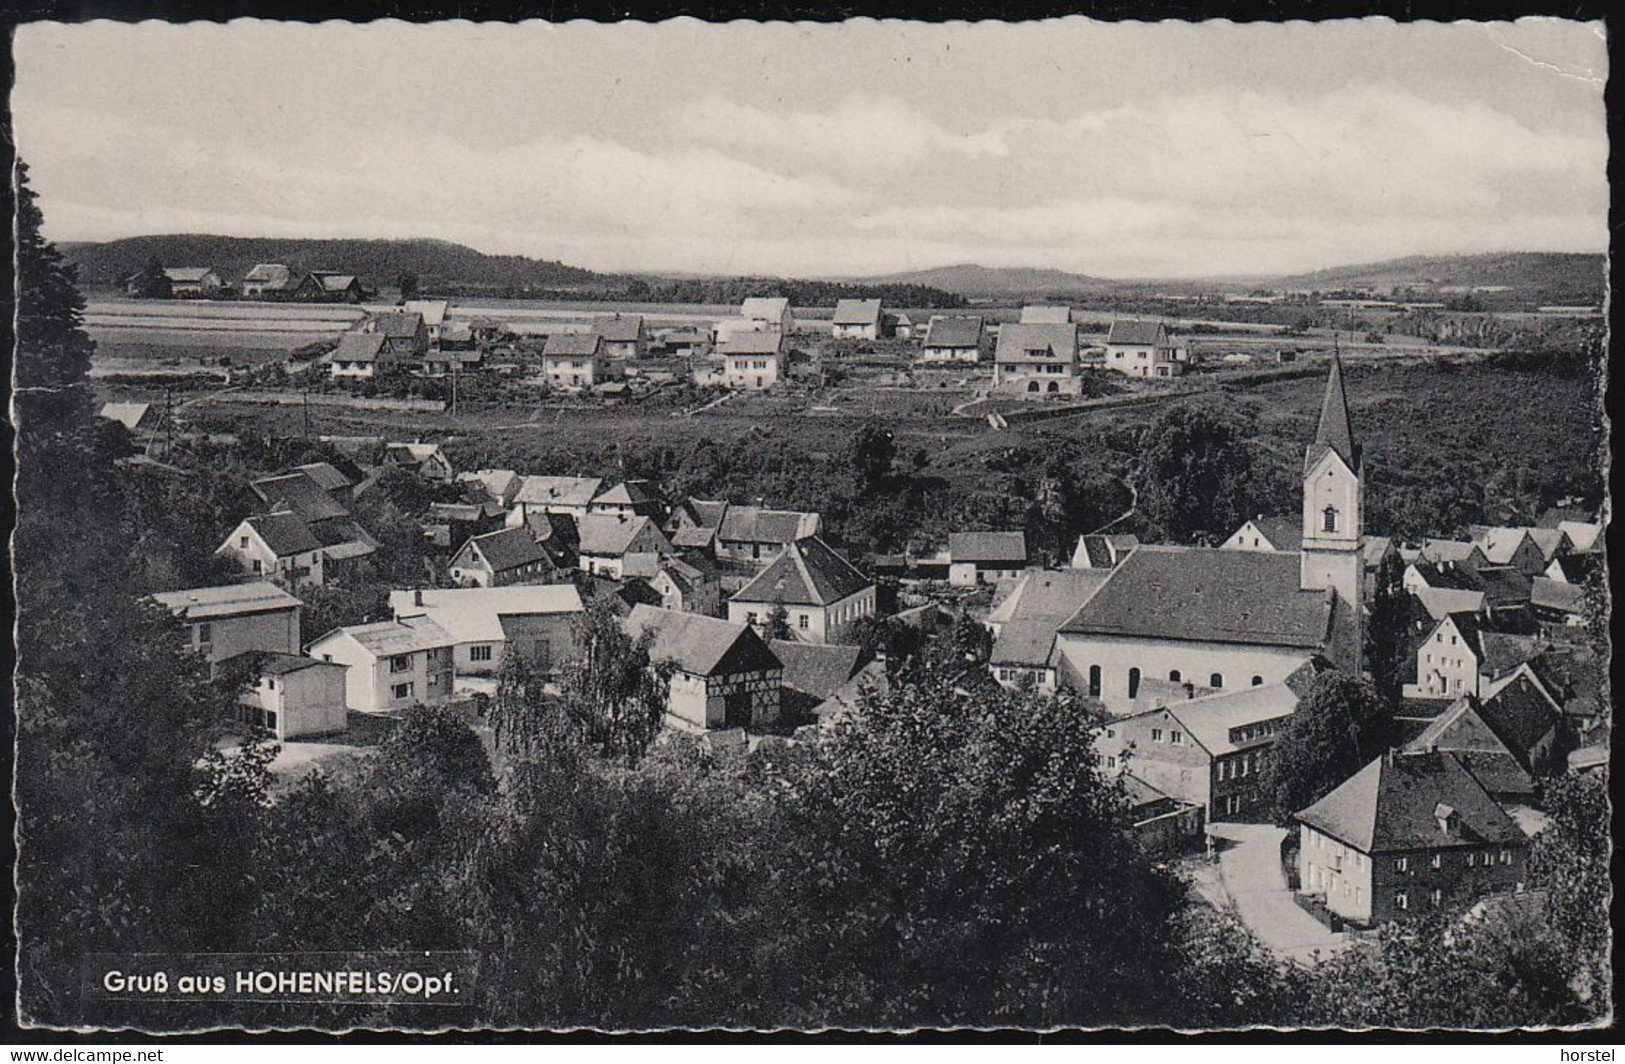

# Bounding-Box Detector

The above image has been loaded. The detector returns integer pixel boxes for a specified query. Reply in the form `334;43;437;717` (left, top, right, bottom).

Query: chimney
414;589;423;607
1183;682;1195;699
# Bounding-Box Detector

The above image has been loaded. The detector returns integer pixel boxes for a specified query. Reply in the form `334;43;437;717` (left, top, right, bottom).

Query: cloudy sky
12;18;1608;279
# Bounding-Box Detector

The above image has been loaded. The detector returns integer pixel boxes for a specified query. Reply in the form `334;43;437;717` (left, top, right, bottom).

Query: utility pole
451;360;459;418
163;386;173;459
302;388;311;438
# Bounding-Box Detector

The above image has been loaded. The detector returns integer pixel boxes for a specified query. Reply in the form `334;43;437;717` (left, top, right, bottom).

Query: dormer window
1322;506;1338;533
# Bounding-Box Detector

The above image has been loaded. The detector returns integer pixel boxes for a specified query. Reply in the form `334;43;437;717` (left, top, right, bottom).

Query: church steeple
1305;353;1358;473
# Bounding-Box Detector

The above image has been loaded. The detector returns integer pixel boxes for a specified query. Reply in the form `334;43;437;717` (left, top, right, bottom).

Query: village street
1192;822;1351;966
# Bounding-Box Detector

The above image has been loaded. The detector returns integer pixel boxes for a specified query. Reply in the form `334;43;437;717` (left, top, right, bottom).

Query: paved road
1207;822;1351;966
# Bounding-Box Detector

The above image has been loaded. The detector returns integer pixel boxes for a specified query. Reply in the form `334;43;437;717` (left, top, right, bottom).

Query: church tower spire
1300;354;1365;662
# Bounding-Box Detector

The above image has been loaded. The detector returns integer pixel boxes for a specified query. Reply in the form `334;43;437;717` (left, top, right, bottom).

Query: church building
1053;358;1365;715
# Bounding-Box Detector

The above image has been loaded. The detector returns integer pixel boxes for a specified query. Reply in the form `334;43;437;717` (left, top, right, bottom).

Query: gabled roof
1241;515;1303;552
330;332;389;363
995;322;1077;363
293;462;355;492
1478;669;1563;758
237;652;344;678
242;512;323;556
252;472;351;522
543;332;604;357
578;513;663;556
832;298;883;326
672;526;715;550
717;505;818;545
99;402;155;431
1363;535;1395;568
732;536;873;607
1058;546;1334;650
314;273;360;293
986;568;1112;628
922;315;984;348
1478;629;1546;677
770;640;865;700
1417;539;1486;568
990;619;1063;668
1295;750;1526;854
152;581;303;619
719;331;785;356
163;266;216;283
369;311;424;339
1470;526;1538;565
1412;585;1486;621
1106;318;1165;346
949;530;1028;565
1556;520;1603;553
740;296;790;321
1304;355;1359;474
677;498;731;531
1529;576;1585;615
315;615;457;657
464;527;549;573
514;475;603;508
243;263;292;285
625;604;782;678
389;585;583;643
402;299;449;326
1159;681;1302;757
593;480;660;507
1474;565;1532;609
592;314;644;342
462;469;523;505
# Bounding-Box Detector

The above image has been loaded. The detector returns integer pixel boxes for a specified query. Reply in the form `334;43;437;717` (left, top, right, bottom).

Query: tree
847;423;896;494
1135;403;1263;543
765;603;793;642
129;254;173;299
489;600;671;764
14;159;97;447
1364;549;1410;705
396;270;420;303
1260;671;1390;823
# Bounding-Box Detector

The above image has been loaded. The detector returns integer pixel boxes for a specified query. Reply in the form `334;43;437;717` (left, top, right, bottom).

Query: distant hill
849;263;1117;299
61;235;612;293
1268;252;1606;304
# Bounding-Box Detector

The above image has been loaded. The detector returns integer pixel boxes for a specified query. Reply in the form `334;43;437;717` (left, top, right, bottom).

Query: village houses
986;568;1113;692
292;271;366;303
403;299;451;347
592;314;648;359
739;296;795;334
239;263;295;299
624;605;785;732
307;616;460;714
326;332;393;379
1104;319;1187;378
216;513;327;588
993;321;1082;395
1404;611;1546;701
917;315;985;363
542;332;622;390
576;513;675;579
716;330;786;390
1294;749;1529;929
389;584;584;678
151;581;304;666
448;527;564;587
948;531;1030;586
162;266;226;298
831;298;885;340
234;654;350;741
728;536;876;644
362;311;431;360
507;475;605;523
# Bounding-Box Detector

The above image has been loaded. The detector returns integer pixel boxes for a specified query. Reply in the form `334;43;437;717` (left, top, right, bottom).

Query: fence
206;390;446;413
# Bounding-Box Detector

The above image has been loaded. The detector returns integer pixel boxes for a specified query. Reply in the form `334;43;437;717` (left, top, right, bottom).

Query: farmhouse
216;513;327;588
1294;750;1529;928
326;332;393;379
448;527;563;587
1020;305;1072;324
1222;515;1304;553
576;513;674;579
1104;319;1186;378
306;616;458;714
363;311;430;360
240;263;295;299
831;298;884;340
231;654;349;741
739;296;795;334
508;475;605;522
163;266;225;298
771;640;868;719
993;322;1082;395
648;556;723;617
542;333;620;390
1405;612;1546;701
1468;526;1569;577
589;479;665;520
292;271;366;303
947;531;1029;586
718;331;786;390
1054;360;1364;713
592;314;648;359
151;581;304;666
403;300;451;346
728;536;876;644
624;605;784;732
383;442;456;482
986;568;1112;692
918;315;985;363
681;502;822;564
652;327;711;358
389;584;583;677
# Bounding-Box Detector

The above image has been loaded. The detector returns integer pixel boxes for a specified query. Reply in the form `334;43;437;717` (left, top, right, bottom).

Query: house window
1499;850;1512;865
1170;731;1183;745
1105;756;1116;769
196;622;213;647
1088;665;1101;698
1169;669;1181;682
392;682;415;700
798;614;810;630
1430;888;1443;907
1323;507;1338;533
1467;852;1477;867
252;560;263;574
1105;728;1115;738
470;645;493;662
1210;673;1224;689
1431;853;1442;870
1395;857;1408;872
1394;892;1408;911
239;535;249;548
746;612;758;625
1128;668;1142;699
1251;675;1263;687
1151;728;1163;743
390;655;411;673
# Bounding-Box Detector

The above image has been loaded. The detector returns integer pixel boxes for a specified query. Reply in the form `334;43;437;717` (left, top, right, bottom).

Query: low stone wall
208;390;447;413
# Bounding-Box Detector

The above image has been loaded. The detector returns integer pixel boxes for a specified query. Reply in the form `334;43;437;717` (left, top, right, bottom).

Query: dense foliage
1261;672;1393;824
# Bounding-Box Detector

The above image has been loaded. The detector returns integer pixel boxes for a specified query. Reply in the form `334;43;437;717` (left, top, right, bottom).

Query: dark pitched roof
251;473;351;522
1058;546;1333;649
770;640;865;700
1247;515;1303;552
672;526;715;550
733;536;873;607
592;315;644;342
293;461;355;492
995;322;1077;363
466;527;549;573
990;619;1062;668
329;332;389;363
244;513;322;556
720;331;785;356
1295;749;1526;854
1106;318;1166;346
1405;697;1535;796
1530;576;1585;615
1478;671;1563;760
832;298;883;326
578;514;662;556
1477;629;1546;677
1305;355;1359;473
370;311;424;339
923;315;984;348
717;505;818;545
949;531;1028;565
1474;566;1532;609
543;333;603;357
626;604;782;677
